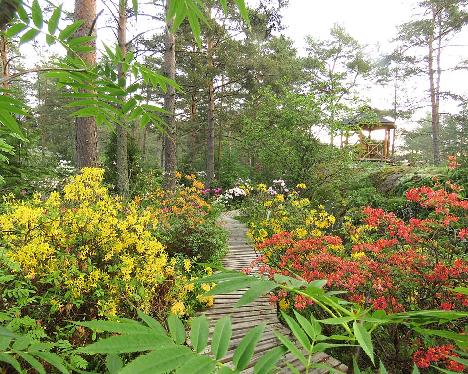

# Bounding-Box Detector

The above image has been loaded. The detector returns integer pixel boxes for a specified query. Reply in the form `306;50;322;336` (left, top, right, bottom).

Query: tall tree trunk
0;33;9;90
163;0;177;190
74;0;98;169
116;0;129;196
206;35;215;189
428;6;441;165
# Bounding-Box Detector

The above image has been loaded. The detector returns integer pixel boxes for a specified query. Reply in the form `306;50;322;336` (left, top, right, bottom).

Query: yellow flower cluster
0;168;211;319
247;187;337;244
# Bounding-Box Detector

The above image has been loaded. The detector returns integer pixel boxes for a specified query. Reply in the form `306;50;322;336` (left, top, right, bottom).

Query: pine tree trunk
163;0;177;190
74;0;98;169
206;35;215;189
116;0;129;196
0;34;9;90
428;6;441;165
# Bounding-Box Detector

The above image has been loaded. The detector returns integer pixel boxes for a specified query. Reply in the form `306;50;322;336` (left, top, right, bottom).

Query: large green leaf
235;280;277;307
119;345;193;374
211;316;232;360
16;352;46;374
190;315;209;353
137;311;166;335
168;315;186;344
175;355;216;374
353;321;374;364
48;5;62;35
205;277;258;296
76;320;154;335
233;324;265;371
0;353;22;373
293;311;320;340
79;333;172;354
253;346;286;374
106;354;123;374
33;352;69;374
31;0;43;28
274;331;307;367
281;312;310;351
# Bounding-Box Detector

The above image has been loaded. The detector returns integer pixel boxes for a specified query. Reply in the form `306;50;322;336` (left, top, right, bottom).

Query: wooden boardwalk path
203;211;348;373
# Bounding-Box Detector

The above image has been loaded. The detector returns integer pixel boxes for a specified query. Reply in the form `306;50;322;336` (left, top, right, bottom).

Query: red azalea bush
251;180;467;371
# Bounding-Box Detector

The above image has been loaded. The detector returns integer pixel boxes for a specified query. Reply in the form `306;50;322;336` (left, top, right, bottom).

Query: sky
278;0;468;145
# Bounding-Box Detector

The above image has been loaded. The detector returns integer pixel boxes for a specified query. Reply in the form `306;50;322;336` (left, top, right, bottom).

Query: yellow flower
205;266;213;275
264;200;273;208
296;183;307;189
256;184;267;192
201;283;211;292
279;299;290;310
171;301;186;316
192;180;205;190
351;251;366;259
183;259;192;272
275;194;284;202
294;228;308;239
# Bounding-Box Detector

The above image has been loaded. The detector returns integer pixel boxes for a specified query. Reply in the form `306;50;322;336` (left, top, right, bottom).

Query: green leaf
175;355;216;374
20;28;40;44
319;316;355;325
0;326;18;338
5;23;27;38
16;6;29;23
379;360;388;374
76;320;153;334
79;333;172;354
451;287;468;295
253;346;286;374
12;336;31;351
0;353;22;373
293;311;320;340
235;0;250;25
137;310;166;335
59;21;84;40
353;321;374;364
106;354;123;374
281;312;310;351
48;6;62;35
353;357;362;374
168;315;185;344
274;331;307;366
16;352;45;374
211;316;232;360
31;0;43;28
235;280;276;307
285;361;301;374
205;277;258;296
132;0;138;16
33;352;69;374
119;345;192;374
233;324;265;371
190;315;209;353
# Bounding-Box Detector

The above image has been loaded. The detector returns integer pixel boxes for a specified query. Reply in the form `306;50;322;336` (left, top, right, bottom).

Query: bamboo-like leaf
106;354;123;374
235;0;250;25
0;353;22;373
76;320;153;334
412;364;420;374
190;315;209;353
20;28;40;44
235;280;276;307
211;316;232;360
285;362;301;374
205;277;257;296
253;346;286;374
281;312;310;351
137;310;166;335
5;23;27;38
79;333;172;354
168;315;186;344
353;321;374;364
175;355;216;374
379;360;388;374
31;0;43;28
293;311;319;340
33;352;69;374
59;21;84;40
16;352;46;374
119;345;192;374
274;331;307;366
48;5;62;35
233;324;265;371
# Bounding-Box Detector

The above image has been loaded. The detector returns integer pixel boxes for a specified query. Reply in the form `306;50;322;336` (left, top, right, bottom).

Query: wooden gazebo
358;116;396;161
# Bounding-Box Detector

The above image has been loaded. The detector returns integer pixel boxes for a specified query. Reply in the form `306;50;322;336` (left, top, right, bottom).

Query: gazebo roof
343;112;396;130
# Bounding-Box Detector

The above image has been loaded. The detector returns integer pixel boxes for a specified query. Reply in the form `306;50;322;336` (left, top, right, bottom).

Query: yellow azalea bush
243;181;336;243
0;168;215;339
146;177;228;262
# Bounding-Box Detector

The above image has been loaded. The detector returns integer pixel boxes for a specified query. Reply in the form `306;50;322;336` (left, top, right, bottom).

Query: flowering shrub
0;168;217;343
244;178;467;371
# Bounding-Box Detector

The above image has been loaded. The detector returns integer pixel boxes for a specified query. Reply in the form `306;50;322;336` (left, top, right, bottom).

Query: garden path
202;211;348;373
